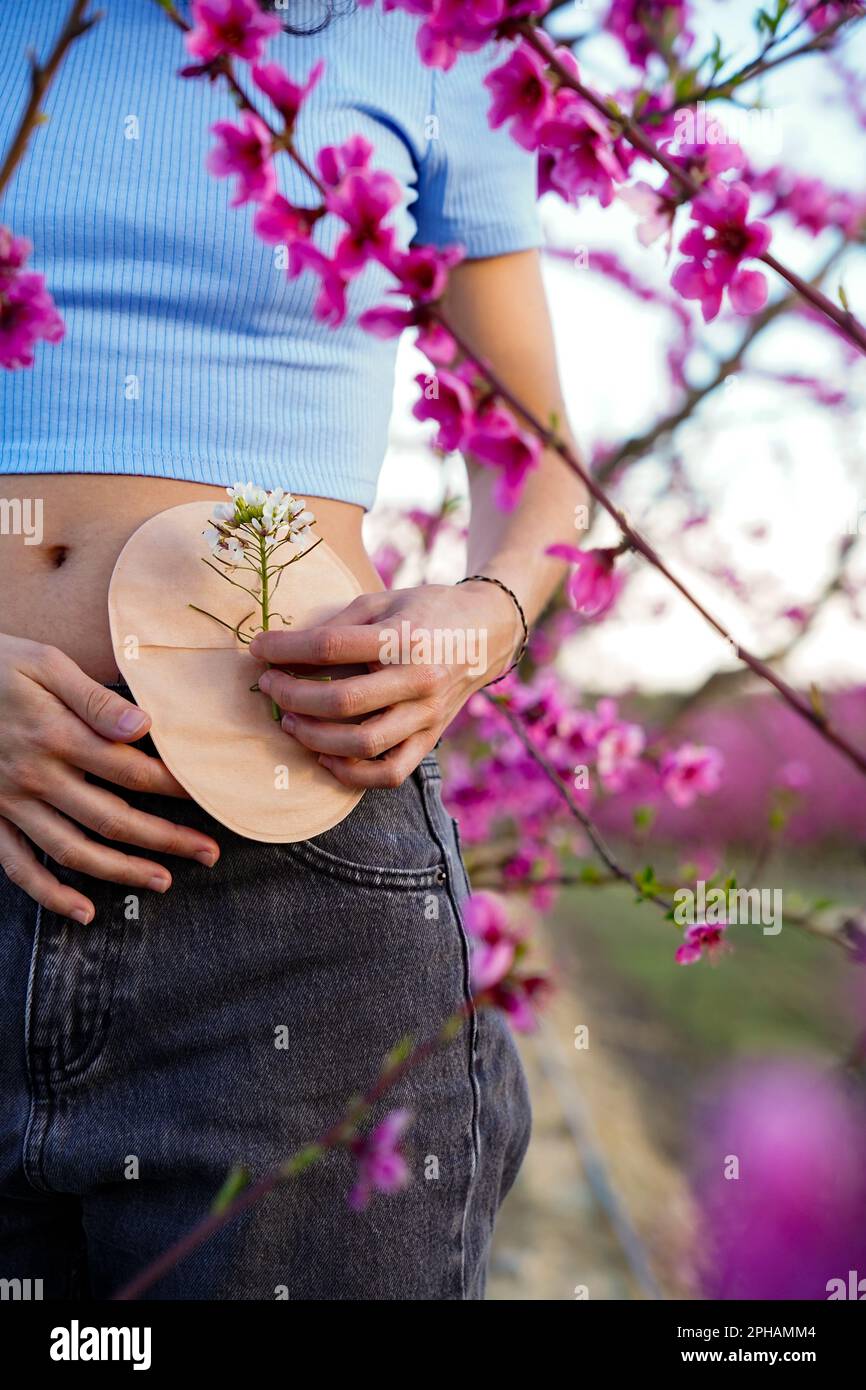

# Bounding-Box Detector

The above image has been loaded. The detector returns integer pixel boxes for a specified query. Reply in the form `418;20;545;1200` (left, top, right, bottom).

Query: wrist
457;574;528;684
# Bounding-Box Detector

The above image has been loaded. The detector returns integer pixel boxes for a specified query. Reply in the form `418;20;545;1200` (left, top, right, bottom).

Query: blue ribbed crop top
0;0;541;509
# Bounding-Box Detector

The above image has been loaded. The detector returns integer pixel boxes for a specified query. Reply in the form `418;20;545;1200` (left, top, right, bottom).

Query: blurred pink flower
207;112;276;206
316;135;374;188
463;890;550;1031
538;90;632;207
803;2;864;33
328;169;402;271
671;180;771;321
0;229;65;370
288;242;349;326
253;195;321;250
484;42;555;150
619;180;676;247
660;743;723;807
251;59;324;131
186;0;281;63
693;1062;866;1298
348;1109;412;1211
464;405;542;510
0;227;31;288
546;543;624;618
675;921;727;965
606;0;693;69
412;367;475;452
386;244;464;302
596;720;646;791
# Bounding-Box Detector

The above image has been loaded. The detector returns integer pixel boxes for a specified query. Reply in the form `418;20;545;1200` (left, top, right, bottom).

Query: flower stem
258;533;281;720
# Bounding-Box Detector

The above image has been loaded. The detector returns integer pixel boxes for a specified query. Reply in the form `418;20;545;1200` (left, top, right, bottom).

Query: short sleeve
410;44;543;258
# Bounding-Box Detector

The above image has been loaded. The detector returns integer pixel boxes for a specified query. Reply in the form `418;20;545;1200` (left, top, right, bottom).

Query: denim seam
284;836;446;891
21;886;52;1192
416;780;481;1303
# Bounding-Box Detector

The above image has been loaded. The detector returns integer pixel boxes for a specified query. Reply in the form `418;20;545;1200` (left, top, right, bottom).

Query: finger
248;624;385;667
33;647;152;743
318;732;437;789
259;663;438;719
0;815;95;923
67;726;192;799
9;801;174;893
47;774;219;865
317;592;394;625
280;703;428;759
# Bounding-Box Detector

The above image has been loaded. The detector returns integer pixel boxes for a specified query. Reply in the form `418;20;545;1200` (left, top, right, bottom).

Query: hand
248;582;520;788
0;636;220;923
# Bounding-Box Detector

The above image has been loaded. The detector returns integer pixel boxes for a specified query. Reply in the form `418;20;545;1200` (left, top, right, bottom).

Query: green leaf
211;1164;250;1216
633;804;656;832
383;1034;414;1071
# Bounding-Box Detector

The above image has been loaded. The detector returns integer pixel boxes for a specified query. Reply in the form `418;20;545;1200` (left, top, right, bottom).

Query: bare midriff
0;476;383;683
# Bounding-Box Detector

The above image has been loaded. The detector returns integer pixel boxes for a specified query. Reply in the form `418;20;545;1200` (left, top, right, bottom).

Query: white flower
227;481;267;509
212;502;236;523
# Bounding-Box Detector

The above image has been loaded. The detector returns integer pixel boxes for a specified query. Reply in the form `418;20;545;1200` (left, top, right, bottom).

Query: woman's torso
0;477;381;681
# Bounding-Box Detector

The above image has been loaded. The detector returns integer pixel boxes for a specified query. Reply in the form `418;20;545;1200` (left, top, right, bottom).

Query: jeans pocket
282;770;448;891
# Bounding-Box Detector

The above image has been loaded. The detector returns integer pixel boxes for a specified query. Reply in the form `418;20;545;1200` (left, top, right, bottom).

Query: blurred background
365;0;866;1299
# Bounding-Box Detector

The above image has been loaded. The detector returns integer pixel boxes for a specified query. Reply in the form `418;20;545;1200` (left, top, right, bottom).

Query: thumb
37;649;152;742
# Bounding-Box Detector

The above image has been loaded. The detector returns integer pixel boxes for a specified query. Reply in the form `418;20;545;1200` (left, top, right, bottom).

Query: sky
368;0;866;695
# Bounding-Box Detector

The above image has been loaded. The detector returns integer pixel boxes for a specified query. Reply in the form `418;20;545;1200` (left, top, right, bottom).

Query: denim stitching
415;776;481;1302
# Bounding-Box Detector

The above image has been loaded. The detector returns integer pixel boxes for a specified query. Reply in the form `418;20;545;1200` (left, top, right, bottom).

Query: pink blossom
207;112;276;206
251;59;324;132
252;195;321;249
464;405;541;509
671;180;771;321
0;227;31;289
802;2;864;33
372;542;404;588
316;136;374;189
596;721;646;791
484;42;555;151
348;1109;412;1211
606;0;693;70
185;0;281;64
328;169;402;271
411;367;475;452
463;891;549;1031
386;244;463;301
0;269;66;370
0;228;65;371
660;743;723;807
538;90;632;207
361;304;457;364
394;1;550;72
464;892;516;991
289;242;349;326
619;180;676;247
693;1063;866;1298
675;921;727;965
545;543;624;618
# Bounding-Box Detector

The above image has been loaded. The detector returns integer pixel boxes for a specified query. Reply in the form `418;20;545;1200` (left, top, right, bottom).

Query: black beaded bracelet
457;574;529;686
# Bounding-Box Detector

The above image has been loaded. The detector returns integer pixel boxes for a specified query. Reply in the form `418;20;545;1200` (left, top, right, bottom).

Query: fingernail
258;672;272;693
318;755;333;770
71;907;93;925
117;709;147;735
281;714;295;732
148;876;171;893
194;849;217;867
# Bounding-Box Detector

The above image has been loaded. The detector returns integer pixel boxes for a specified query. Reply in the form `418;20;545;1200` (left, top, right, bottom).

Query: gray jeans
0;689;531;1300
